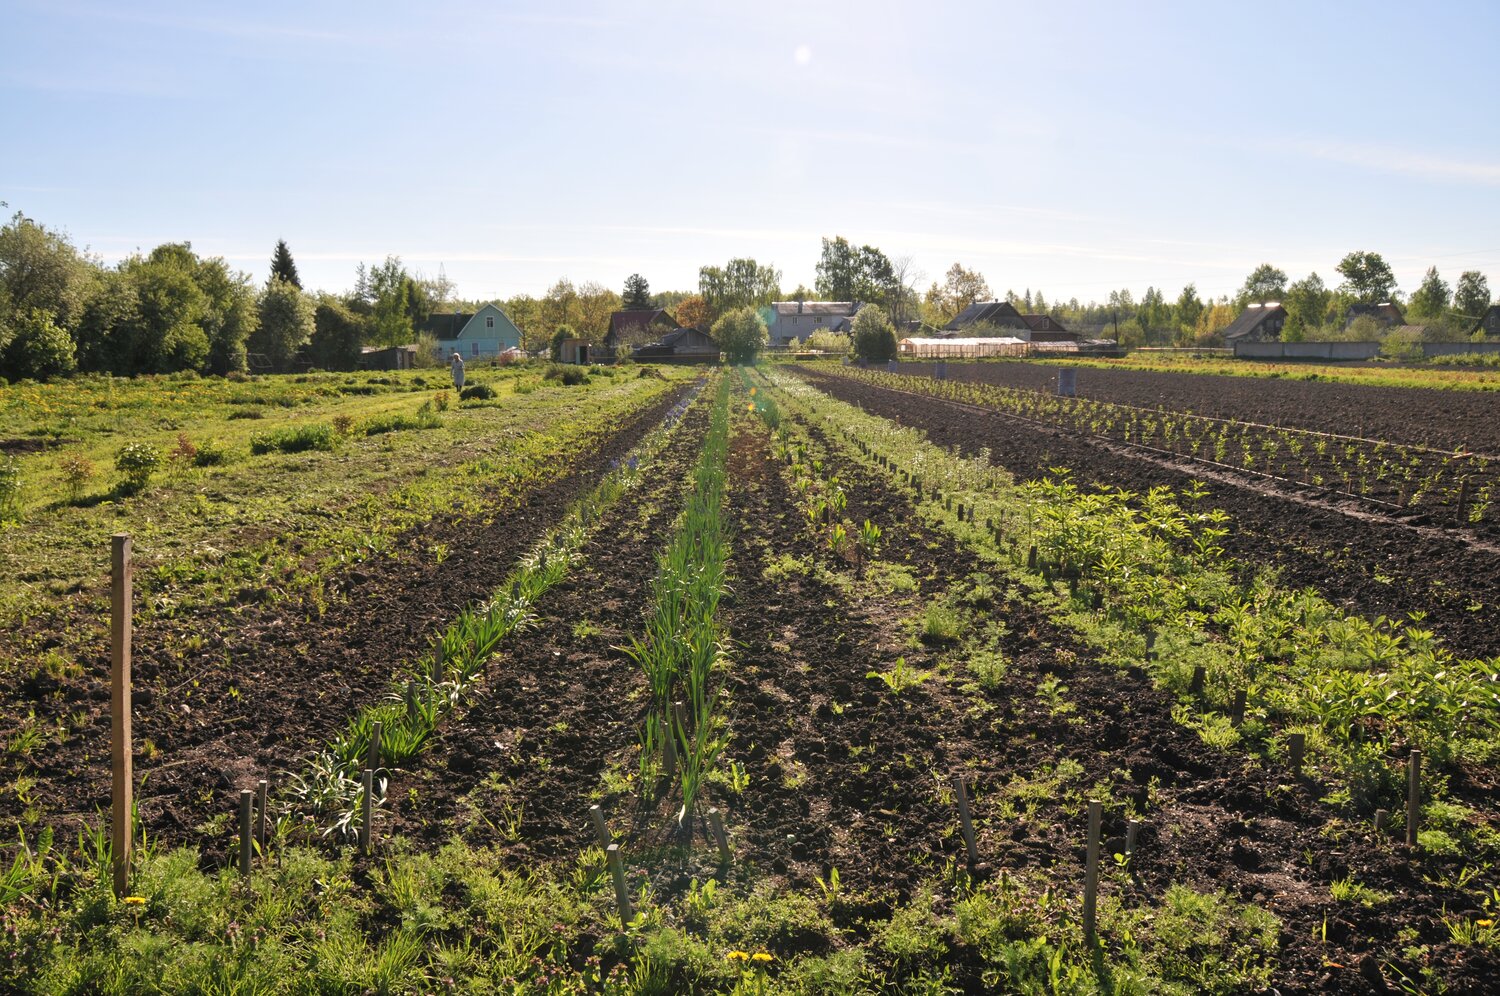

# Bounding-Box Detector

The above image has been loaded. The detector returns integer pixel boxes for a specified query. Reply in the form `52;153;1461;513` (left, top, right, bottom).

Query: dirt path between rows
905;361;1500;453
799;367;1500;662
4;383;693;852
383;389;712;862
716;392;1495;993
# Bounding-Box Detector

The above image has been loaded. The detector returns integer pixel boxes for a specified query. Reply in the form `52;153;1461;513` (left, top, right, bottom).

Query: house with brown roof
943;300;1029;333
1221;303;1287;343
1471;304;1500;337
605;309;679;350
632;327;720;363
1343;302;1406;330
945;301;1077;342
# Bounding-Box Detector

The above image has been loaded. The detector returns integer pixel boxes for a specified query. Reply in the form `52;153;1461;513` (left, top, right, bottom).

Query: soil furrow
5;383;693;849
799;366;1500;661
713;386;1495;994
383;390;714;862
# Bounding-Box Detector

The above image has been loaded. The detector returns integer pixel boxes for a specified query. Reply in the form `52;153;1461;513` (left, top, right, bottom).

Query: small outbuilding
358;344;419;370
633;327;720;363
556;338;592;365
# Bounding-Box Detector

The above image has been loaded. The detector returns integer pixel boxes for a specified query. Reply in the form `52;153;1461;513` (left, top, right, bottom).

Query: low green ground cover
1;831;1281;994
762;369;1500;869
0;364;692;675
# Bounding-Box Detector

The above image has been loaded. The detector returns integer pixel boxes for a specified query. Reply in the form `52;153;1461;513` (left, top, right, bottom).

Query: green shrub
250;424;338;455
543;364;589;386
363;409;442;436
115;442;161;493
192;440;232;467
58;453;95;501
459;383;496;401
226;408;265;420
1;309;77;382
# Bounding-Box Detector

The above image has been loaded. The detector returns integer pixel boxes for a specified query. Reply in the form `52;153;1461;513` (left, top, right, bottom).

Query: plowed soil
799;367;1500;663
1;384;692;851
383;389;713;857
905;361;1500;453
695;396;1495;994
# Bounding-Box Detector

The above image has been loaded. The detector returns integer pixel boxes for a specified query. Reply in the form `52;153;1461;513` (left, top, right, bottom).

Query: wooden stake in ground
1406;751;1422;848
1288;733;1305;778
1230;689;1247;726
1125;818;1139;858
662;711;678;783
110;533;133;898
367;720;383;774
589;805;611;848
1083;800;1103;947
707;808;731;863
607;844;633;924
238;789;253;877
256;779;268;846
1189;665;1205;696
360;769;374;853
950;773;980;864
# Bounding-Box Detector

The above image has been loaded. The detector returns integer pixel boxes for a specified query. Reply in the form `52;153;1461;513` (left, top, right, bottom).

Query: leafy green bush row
249;423;338;455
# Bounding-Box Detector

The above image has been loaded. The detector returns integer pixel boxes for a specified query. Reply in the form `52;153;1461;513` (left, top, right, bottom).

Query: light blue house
422;303;523;359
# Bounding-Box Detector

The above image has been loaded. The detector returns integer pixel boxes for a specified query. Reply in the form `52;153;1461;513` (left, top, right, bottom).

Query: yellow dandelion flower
726;950;749;961
122;896;147;906
752;952;773;963
749;387;757;396
1479;919;1495;927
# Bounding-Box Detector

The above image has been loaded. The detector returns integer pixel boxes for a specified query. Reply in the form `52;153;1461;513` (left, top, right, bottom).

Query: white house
765;301;859;347
421;303;523;359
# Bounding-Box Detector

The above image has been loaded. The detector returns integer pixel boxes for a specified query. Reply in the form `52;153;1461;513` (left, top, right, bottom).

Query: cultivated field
2;360;1497;994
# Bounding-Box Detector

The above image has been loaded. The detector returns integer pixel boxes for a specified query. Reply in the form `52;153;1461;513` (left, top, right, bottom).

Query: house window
486;316;495;328
471;342;479;357
815;316;823;324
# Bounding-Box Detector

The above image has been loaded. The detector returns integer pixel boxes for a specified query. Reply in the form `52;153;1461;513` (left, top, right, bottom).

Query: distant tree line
4;208;1494;381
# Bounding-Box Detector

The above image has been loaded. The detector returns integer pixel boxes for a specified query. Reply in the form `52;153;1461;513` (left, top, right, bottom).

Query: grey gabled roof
420;313;474;338
944;300;1028;331
1221;303;1287;341
773;301;858;316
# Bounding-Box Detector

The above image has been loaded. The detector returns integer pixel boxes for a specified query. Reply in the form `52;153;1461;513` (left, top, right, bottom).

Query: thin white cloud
1285;137;1500;187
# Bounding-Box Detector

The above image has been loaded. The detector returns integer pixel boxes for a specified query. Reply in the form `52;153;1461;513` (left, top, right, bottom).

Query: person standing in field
450;351;465;391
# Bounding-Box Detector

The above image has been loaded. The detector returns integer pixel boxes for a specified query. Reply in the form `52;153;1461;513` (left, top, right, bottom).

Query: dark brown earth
0;383;692;849
383;388;713;859
799;366;1500;663
903;361;1500;453
699;389;1496;994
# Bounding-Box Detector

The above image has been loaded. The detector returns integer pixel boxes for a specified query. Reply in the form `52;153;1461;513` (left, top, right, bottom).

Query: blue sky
3;0;1498;304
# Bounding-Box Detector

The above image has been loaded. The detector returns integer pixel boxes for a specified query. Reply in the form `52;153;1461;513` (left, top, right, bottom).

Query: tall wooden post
1406;751;1422;848
1082;800;1102;947
111;534;133;898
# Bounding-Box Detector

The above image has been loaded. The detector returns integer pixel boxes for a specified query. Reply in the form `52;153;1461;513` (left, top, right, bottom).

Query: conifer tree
270;239;302;289
622;273;651;310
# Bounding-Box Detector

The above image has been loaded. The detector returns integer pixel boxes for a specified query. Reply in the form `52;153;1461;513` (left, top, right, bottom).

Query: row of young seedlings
838;366;1497;525
228;382;709;863
623;376;734;828
748;372;1444;962
764;368;1481;855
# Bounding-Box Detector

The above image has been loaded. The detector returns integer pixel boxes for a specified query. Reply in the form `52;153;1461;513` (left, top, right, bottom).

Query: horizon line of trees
3;207;1495;381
